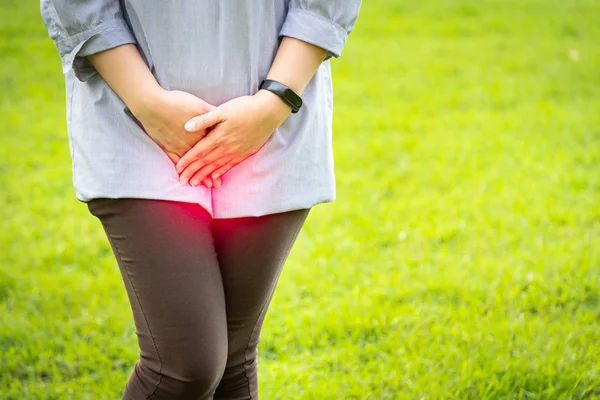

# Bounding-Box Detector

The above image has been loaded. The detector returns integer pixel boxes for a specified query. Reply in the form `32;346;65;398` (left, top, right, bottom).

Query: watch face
284;88;303;109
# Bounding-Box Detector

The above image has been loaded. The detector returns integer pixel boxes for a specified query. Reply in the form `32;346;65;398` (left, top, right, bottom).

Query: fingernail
190;179;199;186
184;121;195;131
205;180;212;188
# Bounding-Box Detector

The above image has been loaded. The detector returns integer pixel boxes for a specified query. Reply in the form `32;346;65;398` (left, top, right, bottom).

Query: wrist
254;89;293;119
128;83;166;119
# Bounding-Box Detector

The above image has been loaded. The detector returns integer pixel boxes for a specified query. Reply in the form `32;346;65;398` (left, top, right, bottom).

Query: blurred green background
1;0;599;398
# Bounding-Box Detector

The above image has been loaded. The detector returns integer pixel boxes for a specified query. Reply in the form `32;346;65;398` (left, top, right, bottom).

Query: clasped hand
176;89;292;188
132;87;291;189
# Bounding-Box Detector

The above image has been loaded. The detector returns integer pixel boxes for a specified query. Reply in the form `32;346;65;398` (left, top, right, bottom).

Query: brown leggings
87;198;311;400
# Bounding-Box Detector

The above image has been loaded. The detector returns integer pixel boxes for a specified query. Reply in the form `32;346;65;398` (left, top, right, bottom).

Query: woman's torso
122;0;288;104
67;0;336;218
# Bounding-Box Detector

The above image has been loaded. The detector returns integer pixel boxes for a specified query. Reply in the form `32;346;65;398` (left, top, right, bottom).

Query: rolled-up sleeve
279;1;362;60
40;0;137;82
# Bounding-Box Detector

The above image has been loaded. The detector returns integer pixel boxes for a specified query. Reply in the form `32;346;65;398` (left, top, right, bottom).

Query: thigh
212;208;311;328
211;208;310;358
87;198;228;381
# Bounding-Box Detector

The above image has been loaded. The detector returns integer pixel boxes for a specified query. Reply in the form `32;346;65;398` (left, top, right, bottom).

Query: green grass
1;0;599;398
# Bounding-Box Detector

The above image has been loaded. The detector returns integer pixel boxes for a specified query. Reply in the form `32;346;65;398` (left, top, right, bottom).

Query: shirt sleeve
278;1;362;61
40;0;137;82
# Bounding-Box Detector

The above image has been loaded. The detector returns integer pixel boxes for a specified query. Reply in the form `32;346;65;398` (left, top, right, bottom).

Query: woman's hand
131;88;219;176
84;44;223;187
175;89;292;188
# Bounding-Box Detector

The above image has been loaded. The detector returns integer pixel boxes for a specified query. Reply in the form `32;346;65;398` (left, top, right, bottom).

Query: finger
213;176;222;188
189;156;232;187
178;157;209;185
184;108;225;133
178;147;226;184
188;155;232;187
210;156;243;180
179;152;219;185
176;132;222;174
202;178;213;188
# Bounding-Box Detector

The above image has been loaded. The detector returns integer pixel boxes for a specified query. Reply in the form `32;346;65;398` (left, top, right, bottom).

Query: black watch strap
259;79;303;113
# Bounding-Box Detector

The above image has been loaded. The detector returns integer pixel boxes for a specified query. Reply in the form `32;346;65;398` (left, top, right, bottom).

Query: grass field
1;0;599;398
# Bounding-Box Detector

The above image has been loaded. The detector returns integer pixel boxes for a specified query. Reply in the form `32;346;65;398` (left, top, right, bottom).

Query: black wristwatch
259;79;303;113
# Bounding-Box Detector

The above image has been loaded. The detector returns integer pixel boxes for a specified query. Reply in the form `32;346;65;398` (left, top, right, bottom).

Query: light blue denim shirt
40;0;362;218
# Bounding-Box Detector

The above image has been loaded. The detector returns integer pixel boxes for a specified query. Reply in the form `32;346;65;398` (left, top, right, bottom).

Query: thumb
184;108;224;132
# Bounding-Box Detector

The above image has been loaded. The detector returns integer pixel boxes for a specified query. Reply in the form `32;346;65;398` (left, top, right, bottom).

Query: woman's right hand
84;45;219;186
131;87;216;166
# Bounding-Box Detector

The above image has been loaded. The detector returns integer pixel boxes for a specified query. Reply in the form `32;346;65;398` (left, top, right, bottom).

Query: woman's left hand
176;90;293;188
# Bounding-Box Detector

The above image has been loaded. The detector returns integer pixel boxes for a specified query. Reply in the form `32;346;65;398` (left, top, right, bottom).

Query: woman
41;1;361;399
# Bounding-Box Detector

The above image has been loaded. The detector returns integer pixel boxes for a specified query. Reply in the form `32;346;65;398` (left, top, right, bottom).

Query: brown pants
87;198;311;400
